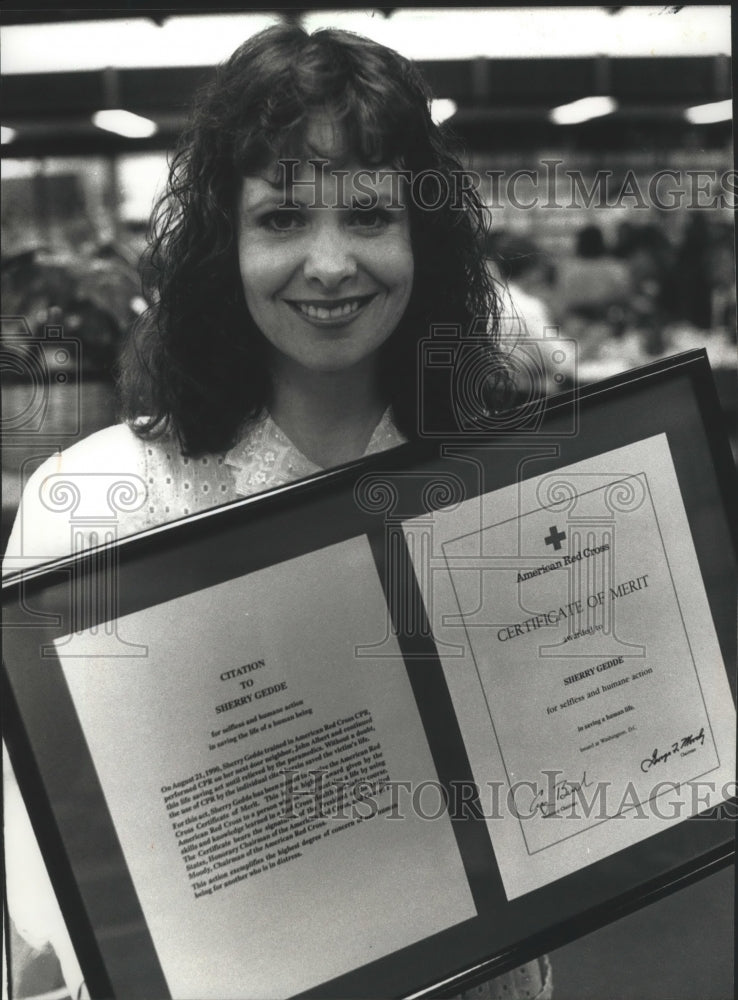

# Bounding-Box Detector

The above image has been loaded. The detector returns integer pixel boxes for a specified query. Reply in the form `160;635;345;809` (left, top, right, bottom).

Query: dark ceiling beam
2;113;730;160
0;4;381;25
2;56;729;119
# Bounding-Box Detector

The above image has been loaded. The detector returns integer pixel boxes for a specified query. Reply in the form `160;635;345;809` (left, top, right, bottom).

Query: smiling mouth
286;294;376;321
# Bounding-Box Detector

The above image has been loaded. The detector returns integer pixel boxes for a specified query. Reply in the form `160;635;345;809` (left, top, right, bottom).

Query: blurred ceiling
2;3;319;25
1;6;732;157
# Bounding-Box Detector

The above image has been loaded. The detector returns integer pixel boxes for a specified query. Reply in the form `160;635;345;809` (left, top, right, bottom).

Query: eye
260;210;305;233
348;208;390;231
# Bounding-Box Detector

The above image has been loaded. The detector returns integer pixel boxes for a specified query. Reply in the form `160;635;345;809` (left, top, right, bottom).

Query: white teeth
296;299;364;320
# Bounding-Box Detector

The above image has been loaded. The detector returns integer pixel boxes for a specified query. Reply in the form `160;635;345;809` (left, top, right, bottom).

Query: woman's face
237;119;414;378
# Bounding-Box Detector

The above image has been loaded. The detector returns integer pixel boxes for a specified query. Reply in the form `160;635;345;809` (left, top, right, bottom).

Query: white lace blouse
5;409;406;572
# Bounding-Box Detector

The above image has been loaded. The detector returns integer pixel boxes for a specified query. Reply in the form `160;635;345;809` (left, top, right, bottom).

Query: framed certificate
3;349;735;999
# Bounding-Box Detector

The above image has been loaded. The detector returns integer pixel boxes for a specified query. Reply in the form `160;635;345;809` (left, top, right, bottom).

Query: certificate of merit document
404;433;736;900
54;536;476;998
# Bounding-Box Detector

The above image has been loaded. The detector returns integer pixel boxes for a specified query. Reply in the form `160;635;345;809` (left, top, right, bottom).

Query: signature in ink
640;727;706;773
534;771;593;818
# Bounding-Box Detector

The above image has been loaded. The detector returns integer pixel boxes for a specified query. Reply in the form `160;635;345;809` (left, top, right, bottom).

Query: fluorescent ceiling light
1;126;17;143
0;7;730;73
92;109;157;138
684;99;732;124
0;14;282;73
550;96;617;125
304;7;731;60
430;99;457;125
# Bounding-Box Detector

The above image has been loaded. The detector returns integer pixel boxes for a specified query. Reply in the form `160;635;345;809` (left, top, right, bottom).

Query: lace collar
223;409;406;496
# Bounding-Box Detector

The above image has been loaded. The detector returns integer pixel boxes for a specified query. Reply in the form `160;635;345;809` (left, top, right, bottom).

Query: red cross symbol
544;525;567;551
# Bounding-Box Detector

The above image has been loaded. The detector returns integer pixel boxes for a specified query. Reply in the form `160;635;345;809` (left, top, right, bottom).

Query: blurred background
1;5;736;551
1;7;735;997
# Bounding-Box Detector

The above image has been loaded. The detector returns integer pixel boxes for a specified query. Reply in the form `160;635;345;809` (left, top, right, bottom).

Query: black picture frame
3;349;736;999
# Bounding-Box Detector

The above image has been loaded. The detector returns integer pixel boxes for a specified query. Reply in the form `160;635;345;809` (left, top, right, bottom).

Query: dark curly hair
120;23;502;455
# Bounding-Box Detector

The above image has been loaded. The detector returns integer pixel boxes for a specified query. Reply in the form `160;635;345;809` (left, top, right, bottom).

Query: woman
5;24;550;1000
7;23;500;567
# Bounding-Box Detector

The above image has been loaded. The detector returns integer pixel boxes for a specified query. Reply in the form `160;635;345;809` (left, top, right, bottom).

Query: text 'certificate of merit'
54;536;476;998
404;433;735;900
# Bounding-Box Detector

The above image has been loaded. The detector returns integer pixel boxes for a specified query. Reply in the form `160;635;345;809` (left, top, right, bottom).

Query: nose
302;223;357;290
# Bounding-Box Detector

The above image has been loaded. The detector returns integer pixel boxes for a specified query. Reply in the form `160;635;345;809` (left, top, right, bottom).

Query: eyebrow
240;184;288;212
348;192;405;210
260;176;286;191
242;176;408;212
